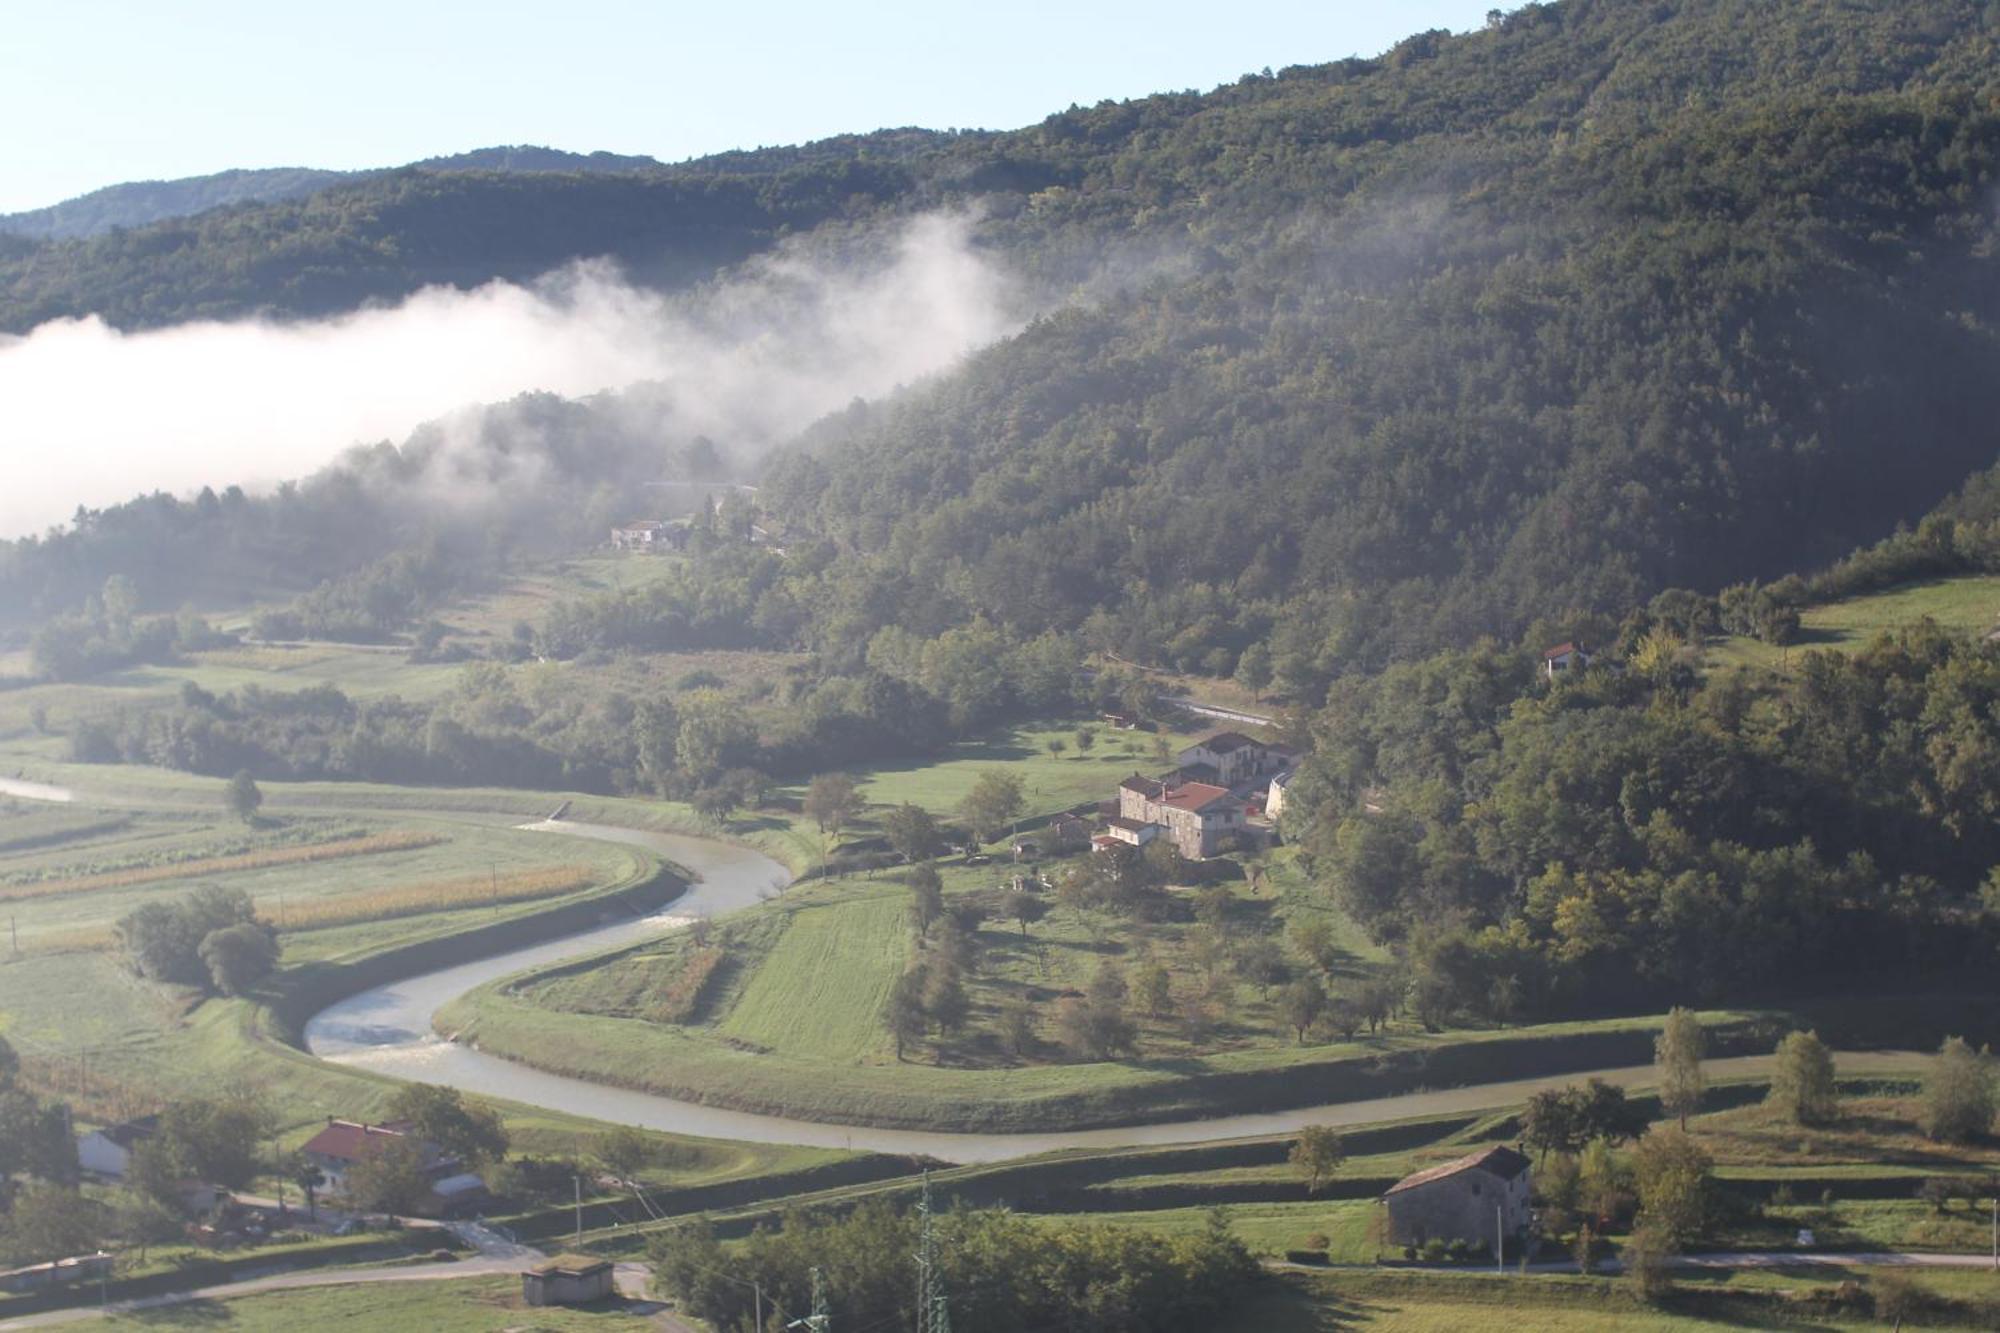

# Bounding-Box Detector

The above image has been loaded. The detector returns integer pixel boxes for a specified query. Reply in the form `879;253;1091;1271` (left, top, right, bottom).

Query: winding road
0;776;1925;1166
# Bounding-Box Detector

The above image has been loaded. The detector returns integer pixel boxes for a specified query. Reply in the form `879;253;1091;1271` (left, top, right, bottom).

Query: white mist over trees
0;212;1017;538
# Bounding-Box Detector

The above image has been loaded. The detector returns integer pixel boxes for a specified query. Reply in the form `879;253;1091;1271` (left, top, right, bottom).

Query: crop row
271;864;595;931
0;830;449;902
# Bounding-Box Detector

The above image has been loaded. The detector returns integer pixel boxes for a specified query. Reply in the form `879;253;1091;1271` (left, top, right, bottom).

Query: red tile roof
1385;1145;1531;1196
301;1119;415;1164
1159;782;1233;813
1543;642;1586;660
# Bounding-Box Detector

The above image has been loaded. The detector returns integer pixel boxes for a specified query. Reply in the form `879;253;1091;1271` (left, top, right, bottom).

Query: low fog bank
0;213;1020;540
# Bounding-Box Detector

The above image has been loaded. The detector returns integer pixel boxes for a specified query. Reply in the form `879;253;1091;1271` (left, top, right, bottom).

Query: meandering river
1;777;1921;1164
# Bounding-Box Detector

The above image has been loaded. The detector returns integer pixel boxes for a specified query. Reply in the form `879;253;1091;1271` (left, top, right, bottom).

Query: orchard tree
1289;1125;1346;1194
959;769;1025;846
803;773;863;838
883;803;945;862
1002;887;1047;937
1278;975;1327;1043
906;863;945;933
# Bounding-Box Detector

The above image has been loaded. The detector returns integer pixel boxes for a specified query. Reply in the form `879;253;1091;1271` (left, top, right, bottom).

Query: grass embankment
94;1275;660;1331
1707;574;2000;672
1228;1268;1944;1332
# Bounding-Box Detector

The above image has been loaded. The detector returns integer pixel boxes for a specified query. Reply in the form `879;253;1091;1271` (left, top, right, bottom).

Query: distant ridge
0;145;667;241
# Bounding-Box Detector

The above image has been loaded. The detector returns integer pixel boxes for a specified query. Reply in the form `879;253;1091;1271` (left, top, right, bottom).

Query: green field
719;894;910;1061
1707;575;2000;672
97;1275;658;1331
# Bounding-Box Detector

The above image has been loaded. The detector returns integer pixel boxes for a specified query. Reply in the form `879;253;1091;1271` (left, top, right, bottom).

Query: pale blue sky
0;1;1502;213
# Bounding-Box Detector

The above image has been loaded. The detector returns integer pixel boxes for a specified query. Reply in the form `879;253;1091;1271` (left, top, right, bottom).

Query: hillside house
1382;1145;1532;1249
1097;815;1160;851
610;520;666;551
76;1115;158;1180
1176;732;1294;788
1116;774;1246;859
300;1119;450;1199
1542;642;1591;679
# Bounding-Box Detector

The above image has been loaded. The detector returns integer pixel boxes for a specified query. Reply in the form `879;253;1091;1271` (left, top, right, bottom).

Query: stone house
1382;1145;1532;1249
1176;732;1294;789
1116;774;1246;859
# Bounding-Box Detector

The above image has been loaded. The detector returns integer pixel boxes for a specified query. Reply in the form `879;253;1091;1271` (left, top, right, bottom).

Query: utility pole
573;1176;583;1249
1497;1203;1504;1272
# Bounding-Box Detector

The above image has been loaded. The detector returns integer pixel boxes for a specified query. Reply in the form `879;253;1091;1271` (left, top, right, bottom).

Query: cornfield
0;830;448;902
270;864;596;931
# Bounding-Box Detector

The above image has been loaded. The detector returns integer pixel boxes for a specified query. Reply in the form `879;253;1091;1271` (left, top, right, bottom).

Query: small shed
523;1253;616;1307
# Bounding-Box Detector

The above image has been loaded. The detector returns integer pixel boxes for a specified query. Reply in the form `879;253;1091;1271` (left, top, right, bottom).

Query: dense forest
11;1;1996;679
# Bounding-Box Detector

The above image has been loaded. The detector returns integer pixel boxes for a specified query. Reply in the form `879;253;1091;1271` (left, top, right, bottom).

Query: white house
76;1115;158;1180
1542;642;1592;679
1175;732;1294;789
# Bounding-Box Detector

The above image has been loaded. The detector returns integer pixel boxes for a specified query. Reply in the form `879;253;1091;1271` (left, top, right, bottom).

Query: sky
0;0;1502;213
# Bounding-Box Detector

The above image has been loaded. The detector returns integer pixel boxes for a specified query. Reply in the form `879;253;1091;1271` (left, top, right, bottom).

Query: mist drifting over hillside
0;213;1017;539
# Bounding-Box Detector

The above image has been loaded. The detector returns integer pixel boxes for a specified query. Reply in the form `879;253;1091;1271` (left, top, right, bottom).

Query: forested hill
6;0;2000;686
0;145;701;245
763;0;2000;676
0;130;955;328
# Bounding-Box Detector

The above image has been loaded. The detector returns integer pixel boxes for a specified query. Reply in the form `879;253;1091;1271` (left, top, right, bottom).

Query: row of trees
649;1197;1257;1333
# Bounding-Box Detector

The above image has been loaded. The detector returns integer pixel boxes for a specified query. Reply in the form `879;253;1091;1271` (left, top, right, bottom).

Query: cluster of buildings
1092;730;1298;860
76;1113;487;1221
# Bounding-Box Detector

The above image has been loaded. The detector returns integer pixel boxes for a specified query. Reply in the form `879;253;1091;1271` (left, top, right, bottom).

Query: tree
1235;936;1289;997
1000;996;1036;1057
1654;1007;1706;1130
345;1138;433;1215
199;921;279;995
1046;736;1068;761
1002;887;1048;936
1288;1125;1346;1194
1288;916;1337;974
1631;1127;1714;1246
1056;994;1137;1061
1922;1036;1996;1143
1766;1030;1839;1126
1621;1220;1676;1304
803;772;863;838
1135;960;1175;1018
883;803;945;862
225;769;262;823
959;769;1025;846
924;964;970;1037
906;863;945;933
886;969;928;1062
3;1185;100;1266
286;1153;325;1220
151;1097;265;1192
1278;975;1327;1043
595;1126;660;1184
388;1084;509;1166
1074;726;1098;754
